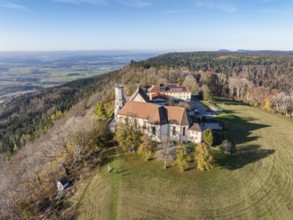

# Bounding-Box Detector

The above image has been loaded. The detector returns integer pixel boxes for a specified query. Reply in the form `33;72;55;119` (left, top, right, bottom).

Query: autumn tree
175;144;189;172
203;128;213;146
114;124;142;151
138;136;156;161
203;86;213;102
182;74;199;95
262;97;273;112
221;140;232;154
95;102;108;120
50;110;64;121
195;144;214;171
18;198;36;219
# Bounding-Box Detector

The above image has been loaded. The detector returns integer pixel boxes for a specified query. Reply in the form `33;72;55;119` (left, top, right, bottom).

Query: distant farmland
0;51;159;102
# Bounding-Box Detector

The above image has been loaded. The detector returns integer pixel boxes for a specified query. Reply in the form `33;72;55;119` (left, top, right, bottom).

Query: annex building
148;83;192;102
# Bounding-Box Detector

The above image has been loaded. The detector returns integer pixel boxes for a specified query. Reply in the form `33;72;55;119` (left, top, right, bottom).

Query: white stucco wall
117;116;147;129
117;115;202;144
114;86;126;118
169;124;189;142
132;94;147;102
188;130;202;144
162;92;191;102
146;123;162;142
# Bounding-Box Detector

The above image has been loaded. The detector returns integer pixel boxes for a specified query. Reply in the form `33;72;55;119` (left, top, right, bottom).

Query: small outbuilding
57;177;70;191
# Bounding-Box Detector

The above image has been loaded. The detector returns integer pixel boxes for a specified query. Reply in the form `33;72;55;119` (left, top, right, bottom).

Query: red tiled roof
189;124;202;132
149;83;191;93
117;101;190;125
151;92;168;99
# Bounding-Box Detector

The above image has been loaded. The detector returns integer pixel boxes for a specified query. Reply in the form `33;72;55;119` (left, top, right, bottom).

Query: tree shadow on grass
215;97;248;106
213;99;276;169
185;165;196;172
215;145;275;170
217;109;271;148
99;147;125;166
118;169;128;173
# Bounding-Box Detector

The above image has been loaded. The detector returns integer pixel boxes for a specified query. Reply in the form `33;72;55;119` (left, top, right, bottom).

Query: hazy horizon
1;49;293;53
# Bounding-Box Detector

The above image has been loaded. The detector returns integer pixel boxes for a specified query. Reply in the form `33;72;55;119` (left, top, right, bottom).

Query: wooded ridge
1;51;293;158
129;52;293;115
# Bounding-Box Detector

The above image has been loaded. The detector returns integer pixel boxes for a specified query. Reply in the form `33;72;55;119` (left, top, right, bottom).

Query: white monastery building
148;83;192;102
114;84;202;144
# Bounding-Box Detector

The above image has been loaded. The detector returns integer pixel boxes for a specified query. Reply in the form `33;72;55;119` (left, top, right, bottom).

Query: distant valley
0;51;160;103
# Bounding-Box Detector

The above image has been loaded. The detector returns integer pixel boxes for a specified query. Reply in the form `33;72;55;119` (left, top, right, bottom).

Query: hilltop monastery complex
114;84;203;144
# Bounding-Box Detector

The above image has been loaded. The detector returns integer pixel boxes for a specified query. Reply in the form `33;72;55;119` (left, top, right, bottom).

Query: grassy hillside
77;100;293;219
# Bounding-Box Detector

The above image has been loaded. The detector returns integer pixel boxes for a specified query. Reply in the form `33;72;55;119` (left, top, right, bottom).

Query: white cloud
194;0;238;13
117;0;153;8
0;1;30;11
54;0;108;6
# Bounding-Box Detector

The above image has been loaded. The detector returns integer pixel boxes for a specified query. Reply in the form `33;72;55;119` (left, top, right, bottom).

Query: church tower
114;84;126;119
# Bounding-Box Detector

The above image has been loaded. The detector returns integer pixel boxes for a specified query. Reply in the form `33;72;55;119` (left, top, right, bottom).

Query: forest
0;71;119;157
129;52;293;116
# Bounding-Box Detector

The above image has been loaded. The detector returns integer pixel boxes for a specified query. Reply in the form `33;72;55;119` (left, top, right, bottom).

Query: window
152;127;156;135
183;127;186;136
134;119;137;128
173;126;176;135
143;120;146;129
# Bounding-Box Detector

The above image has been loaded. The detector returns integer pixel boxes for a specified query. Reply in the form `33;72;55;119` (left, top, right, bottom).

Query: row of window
171;126;186;136
119;117;198;139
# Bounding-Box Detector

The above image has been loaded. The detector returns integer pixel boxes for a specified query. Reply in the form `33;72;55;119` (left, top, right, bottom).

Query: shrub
138;136;157;161
221;140;232;154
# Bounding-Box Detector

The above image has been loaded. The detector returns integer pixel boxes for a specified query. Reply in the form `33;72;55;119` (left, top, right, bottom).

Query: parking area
189;100;216;119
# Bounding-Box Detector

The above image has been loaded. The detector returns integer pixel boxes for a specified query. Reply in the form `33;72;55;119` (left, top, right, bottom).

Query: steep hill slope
0;70;119;156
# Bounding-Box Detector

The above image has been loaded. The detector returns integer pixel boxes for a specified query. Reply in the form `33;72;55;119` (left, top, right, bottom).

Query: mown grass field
77;100;293;220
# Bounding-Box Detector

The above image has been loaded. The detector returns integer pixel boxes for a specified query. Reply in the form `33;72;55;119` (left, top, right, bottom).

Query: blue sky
0;0;293;51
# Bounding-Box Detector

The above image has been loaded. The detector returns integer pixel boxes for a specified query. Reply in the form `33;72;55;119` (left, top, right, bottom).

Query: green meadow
77;100;293;219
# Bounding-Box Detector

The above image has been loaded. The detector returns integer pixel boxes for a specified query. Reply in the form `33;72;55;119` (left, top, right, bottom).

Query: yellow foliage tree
51;110;64;121
195;144;214;171
175;145;189;172
263;98;272;112
138;136;156;161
